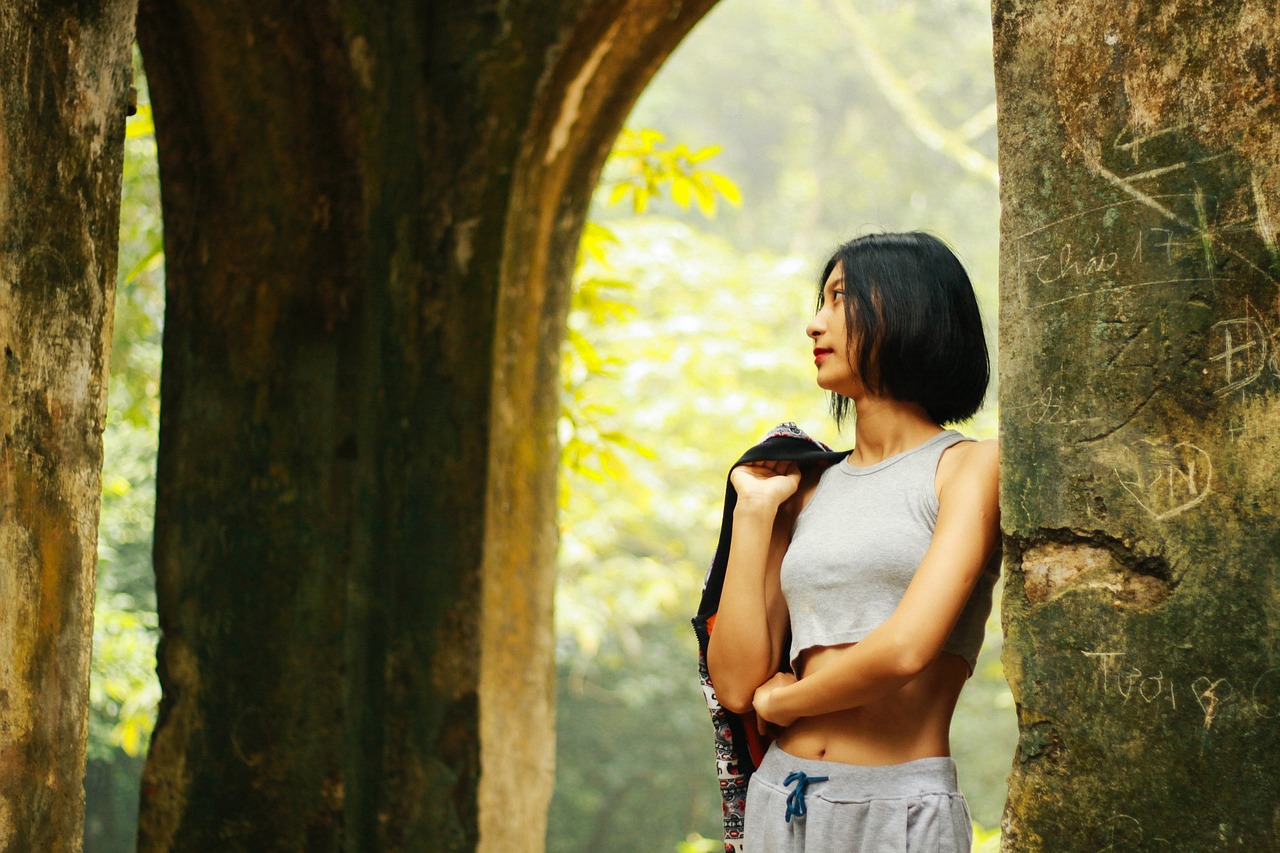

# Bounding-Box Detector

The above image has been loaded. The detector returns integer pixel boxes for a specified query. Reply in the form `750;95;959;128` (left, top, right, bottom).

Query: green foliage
88;602;160;760
559;132;740;502
550;622;726;852
973;822;1003;853
603;128;742;217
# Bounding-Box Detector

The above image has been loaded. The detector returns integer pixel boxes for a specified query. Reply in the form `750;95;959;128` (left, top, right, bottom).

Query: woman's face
807;263;863;397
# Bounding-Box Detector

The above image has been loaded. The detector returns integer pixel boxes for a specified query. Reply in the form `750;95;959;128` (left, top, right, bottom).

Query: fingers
736;459;797;475
753;694;771;732
751;685;770;724
731;461;800;487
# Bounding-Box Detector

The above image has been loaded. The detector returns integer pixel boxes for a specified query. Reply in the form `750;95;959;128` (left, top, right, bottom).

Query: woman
706;232;1001;852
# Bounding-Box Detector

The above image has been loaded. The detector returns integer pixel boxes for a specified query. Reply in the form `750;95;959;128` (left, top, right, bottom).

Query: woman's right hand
730;460;801;509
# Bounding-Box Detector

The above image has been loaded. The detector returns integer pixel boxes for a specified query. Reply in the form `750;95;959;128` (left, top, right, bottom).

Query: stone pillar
0;2;136;850
996;0;1280;848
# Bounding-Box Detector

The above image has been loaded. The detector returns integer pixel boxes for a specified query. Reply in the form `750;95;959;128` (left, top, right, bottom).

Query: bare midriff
775;643;970;766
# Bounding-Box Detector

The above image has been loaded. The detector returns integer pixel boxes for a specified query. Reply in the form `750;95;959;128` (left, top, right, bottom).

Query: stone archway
128;2;718;850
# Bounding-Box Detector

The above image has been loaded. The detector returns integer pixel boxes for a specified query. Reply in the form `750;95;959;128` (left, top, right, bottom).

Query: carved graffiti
1209;297;1280;396
1110;439;1213;521
1081;650;1262;733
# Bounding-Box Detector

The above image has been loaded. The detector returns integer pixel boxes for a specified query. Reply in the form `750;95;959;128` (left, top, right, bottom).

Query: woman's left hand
752;671;799;731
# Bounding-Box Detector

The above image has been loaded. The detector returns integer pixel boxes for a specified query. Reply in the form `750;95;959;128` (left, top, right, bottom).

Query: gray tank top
779;429;999;674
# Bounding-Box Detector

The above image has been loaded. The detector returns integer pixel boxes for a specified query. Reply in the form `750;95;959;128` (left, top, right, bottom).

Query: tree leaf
706;172;743;206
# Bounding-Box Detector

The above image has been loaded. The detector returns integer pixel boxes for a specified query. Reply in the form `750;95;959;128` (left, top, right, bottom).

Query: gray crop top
779;429;1000;674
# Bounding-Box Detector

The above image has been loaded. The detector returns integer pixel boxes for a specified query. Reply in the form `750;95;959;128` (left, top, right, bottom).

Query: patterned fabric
697;645;748;852
761;421;814;442
693;423;845;853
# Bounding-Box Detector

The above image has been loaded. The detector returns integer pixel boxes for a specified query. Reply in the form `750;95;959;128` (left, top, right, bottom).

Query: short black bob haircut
819;231;990;427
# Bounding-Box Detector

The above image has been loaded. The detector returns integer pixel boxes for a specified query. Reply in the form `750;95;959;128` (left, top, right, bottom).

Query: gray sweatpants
744;744;972;852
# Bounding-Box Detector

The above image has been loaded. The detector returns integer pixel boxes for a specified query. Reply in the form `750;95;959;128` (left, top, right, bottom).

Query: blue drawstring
783;771;829;823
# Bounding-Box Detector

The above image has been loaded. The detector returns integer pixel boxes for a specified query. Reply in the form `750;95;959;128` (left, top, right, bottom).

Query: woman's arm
753;439;1000;725
706;460;799;715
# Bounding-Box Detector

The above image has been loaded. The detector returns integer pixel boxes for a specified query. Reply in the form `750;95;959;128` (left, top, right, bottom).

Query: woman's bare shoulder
938;437;998;492
959;436;998;465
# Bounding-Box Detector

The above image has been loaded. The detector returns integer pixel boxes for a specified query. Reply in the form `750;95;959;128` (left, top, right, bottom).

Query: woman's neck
846;397;942;467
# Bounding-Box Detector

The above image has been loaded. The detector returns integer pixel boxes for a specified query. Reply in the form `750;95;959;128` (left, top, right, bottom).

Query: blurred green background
89;1;1011;850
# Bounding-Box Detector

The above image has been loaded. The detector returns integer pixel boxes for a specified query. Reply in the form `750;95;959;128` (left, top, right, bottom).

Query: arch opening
542;1;1013;850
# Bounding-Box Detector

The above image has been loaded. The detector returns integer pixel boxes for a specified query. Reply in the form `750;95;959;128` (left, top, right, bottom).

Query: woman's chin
817;378;861;398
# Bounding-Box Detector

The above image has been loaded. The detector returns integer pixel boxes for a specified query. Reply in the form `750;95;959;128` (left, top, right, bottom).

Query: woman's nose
806;314;823;340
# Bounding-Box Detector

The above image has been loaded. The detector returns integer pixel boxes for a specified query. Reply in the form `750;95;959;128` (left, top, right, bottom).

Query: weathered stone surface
996;0;1280;848
0;2;136;850
131;1;716;850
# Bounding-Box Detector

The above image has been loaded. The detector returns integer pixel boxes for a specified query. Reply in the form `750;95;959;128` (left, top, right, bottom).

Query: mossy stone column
133;2;717;850
0;2;136;849
996;0;1280;848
